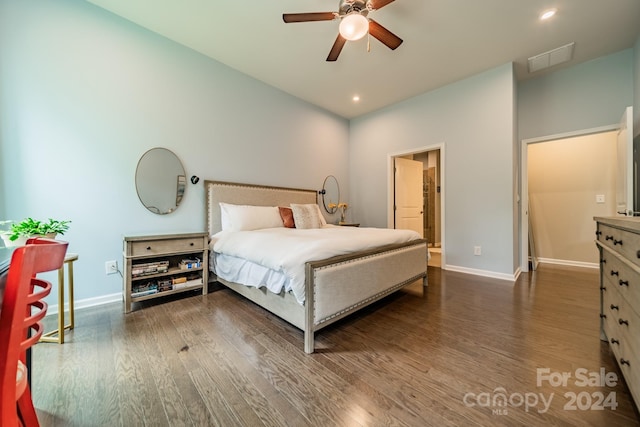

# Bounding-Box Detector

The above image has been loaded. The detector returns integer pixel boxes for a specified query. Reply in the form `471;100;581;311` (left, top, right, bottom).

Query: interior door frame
519;124;618;272
388;143;445;267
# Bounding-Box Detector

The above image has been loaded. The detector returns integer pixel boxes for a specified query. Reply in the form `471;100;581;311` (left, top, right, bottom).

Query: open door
394;157;424;236
616;106;634;215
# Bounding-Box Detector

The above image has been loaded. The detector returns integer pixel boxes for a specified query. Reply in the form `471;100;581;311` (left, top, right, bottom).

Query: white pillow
290;204;326;229
219;203;284;231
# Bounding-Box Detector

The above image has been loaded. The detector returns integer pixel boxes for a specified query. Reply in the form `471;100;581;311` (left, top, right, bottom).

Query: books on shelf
131;260;169;277
131;281;158;298
157;279;172;292
173;277;203;290
179;258;201;270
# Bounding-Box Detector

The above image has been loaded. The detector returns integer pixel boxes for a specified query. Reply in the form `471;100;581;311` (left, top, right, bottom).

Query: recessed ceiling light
352;95;360;102
540;9;557;20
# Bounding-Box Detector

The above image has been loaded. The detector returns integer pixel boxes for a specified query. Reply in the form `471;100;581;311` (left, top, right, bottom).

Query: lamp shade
339;13;369;41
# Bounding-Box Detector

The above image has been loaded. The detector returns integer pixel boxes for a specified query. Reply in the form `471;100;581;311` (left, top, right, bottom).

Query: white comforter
211;225;422;304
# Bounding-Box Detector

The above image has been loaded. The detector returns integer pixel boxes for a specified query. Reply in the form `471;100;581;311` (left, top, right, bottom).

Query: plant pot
0;233;57;248
1;234;26;248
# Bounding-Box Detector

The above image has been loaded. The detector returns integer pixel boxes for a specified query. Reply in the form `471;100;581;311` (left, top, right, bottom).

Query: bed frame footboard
303;239;428;353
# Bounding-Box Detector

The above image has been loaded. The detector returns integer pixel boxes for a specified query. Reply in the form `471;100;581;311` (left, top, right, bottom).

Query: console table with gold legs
40;253;78;344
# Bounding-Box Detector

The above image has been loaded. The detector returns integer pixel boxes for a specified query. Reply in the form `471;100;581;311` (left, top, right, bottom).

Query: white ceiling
86;0;640;119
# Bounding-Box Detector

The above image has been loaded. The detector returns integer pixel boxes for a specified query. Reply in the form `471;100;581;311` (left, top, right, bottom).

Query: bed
205;180;428;353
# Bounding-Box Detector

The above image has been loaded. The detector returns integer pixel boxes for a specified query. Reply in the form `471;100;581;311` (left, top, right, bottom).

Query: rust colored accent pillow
279;206;296;228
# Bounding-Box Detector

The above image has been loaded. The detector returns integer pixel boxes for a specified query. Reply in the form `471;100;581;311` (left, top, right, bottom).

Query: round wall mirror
135;148;186;215
321;175;340;214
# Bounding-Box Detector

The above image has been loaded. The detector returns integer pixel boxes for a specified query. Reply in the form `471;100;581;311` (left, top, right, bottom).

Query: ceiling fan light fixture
339;13;369;41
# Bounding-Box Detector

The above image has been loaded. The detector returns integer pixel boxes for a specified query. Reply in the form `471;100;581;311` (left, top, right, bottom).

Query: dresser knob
614;239;623;246
190;242;194;246
146;246;151;250
611;338;620;345
600;286;607;291
596;230;602;236
619;280;629;287
600;314;607;319
619;319;629;326
606;235;614;241
610;304;619;311
611;270;619;276
620;358;630;366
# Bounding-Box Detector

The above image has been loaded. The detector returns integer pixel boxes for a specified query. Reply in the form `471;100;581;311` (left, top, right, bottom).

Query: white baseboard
47;292;122;316
536;257;599;269
444;265;518;282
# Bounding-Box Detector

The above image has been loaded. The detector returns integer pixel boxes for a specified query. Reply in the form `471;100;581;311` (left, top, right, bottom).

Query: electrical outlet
105;260;118;275
474;246;482;256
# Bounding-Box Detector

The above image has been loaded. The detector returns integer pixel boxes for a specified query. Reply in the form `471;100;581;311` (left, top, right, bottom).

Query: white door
394;157;424;236
616;106;634;215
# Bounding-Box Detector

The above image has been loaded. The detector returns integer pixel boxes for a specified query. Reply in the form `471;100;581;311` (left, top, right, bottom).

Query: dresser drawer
129;236;205;257
601;252;640;318
615;299;640;360
598;223;640;270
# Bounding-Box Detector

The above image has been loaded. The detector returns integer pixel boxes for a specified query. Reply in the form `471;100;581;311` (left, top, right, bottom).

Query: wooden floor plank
31;264;640;426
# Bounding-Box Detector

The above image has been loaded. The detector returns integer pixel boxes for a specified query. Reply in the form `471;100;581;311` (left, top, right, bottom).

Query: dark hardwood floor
32;264;640;426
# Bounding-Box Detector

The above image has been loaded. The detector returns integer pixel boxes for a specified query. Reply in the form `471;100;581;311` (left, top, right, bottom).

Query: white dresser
595;216;640;408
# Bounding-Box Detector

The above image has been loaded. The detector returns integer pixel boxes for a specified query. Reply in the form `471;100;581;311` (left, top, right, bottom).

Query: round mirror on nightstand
135;147;186;215
321;175;340;214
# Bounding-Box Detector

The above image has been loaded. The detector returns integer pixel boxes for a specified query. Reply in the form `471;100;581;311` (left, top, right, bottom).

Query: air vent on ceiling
528;42;575;73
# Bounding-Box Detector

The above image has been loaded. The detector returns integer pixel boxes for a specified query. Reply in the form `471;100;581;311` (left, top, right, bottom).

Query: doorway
520;125;618;272
389;145;444;268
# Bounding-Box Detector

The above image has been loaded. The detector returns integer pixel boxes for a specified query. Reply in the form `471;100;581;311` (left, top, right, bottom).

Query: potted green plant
0;218;71;247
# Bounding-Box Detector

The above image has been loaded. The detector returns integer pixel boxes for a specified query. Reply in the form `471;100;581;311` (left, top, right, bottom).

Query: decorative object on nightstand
123;232;209;313
338;202;348;224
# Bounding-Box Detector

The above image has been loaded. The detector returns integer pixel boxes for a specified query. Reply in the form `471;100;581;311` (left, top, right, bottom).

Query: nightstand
123;232;209;313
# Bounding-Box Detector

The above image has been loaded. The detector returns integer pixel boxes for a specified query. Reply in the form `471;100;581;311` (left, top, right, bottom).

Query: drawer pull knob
610;304;619;311
619;319;629;326
602;258;607;264
611;338;620;345
606;235;614;241
190;242;194;246
600;286;607;291
596;230;602;236
614;239;623;246
600;314;607;319
146;246;152;250
620;359;630;366
611;270;619;276
619;280;629;287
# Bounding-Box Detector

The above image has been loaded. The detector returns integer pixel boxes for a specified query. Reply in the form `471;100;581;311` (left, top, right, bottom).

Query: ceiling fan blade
327;34;347;62
368;19;403;50
369;0;396;10
283;12;336;23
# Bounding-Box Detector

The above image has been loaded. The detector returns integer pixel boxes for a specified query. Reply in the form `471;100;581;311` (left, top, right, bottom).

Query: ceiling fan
283;0;403;62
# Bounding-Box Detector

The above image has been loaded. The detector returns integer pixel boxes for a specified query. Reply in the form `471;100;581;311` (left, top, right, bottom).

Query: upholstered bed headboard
205;180;318;236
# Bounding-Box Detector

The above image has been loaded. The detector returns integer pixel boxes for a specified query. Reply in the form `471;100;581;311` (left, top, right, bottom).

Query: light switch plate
596;194;605;204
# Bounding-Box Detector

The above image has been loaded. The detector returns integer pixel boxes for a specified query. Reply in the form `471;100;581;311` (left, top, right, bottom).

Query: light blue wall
0;0;349;306
350;64;517;276
518;49;634;140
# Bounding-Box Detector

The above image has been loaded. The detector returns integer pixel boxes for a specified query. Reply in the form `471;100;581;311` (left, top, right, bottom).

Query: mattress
209;225;424;304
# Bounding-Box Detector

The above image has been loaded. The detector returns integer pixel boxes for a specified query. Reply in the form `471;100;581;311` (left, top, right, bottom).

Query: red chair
0;238;68;427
